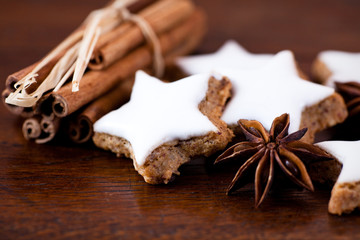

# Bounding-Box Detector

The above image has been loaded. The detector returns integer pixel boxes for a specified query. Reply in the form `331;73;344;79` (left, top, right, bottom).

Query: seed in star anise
215;113;332;207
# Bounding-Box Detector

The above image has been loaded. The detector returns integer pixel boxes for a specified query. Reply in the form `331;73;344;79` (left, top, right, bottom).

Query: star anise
215;113;332;207
335;81;360;117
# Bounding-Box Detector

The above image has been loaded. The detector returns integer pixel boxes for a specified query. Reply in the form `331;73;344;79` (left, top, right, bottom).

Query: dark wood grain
1;0;360;239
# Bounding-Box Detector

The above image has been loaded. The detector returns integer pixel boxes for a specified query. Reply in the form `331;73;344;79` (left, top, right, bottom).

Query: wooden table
1;0;360;239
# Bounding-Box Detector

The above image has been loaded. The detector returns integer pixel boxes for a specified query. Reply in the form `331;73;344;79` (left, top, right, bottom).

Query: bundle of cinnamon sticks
2;0;207;144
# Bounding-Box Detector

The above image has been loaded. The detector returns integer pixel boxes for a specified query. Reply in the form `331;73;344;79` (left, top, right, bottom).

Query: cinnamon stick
68;78;134;143
127;0;158;13
22;115;61;144
49;9;206;118
5;63;38;91
22;116;42;140
89;0;195;70
36;116;61;144
2;89;34;117
4;58;68;117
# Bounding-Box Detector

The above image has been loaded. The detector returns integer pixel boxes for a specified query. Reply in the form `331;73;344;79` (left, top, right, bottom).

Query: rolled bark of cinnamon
89;0;195;70
2;89;34;118
4;63;40;117
36;116;61;144
22;116;42;140
125;0;157;13
68;78;134;143
50;9;206;118
22;115;61;144
5;63;38;91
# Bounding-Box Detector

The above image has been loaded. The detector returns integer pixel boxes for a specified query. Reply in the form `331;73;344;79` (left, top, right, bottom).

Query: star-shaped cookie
176;40;273;75
94;71;220;166
316;140;360;215
216;50;335;134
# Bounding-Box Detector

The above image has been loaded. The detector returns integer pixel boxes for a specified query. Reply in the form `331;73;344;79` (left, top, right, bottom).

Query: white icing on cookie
216;50;334;133
316;140;360;183
176;40;273;75
319;50;360;87
94;71;219;166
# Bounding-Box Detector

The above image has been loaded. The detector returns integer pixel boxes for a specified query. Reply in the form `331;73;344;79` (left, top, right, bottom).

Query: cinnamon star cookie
216;50;347;143
93;70;233;184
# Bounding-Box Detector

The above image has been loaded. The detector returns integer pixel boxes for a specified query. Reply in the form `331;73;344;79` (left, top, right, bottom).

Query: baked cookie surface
93;71;233;184
316;140;360;215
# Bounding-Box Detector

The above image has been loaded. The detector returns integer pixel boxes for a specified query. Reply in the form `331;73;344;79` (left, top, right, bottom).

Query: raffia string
120;7;164;78
6;0;165;107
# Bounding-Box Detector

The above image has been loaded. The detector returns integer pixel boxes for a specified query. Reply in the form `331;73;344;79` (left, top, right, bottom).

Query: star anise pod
215;113;332;207
335;81;360;117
